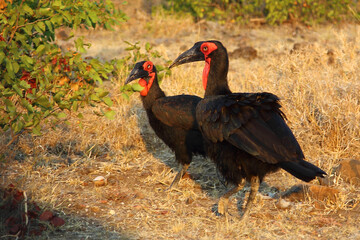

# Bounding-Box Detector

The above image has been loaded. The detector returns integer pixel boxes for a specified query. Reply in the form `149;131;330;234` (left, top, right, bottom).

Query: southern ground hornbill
125;61;205;189
170;41;326;218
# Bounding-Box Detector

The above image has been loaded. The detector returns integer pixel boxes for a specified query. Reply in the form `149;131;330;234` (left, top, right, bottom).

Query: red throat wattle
139;72;155;96
202;57;211;90
200;42;218;90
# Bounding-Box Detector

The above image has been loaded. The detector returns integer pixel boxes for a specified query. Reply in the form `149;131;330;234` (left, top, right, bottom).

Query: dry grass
1;8;360;239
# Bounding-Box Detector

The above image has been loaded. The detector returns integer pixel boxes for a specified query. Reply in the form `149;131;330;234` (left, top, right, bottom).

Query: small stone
133;205;142;210
50;217;65;227
39;211;54;221
335;159;360;186
290;42;313;54
109;210;115;215
276;199;292;209
135;192;145;199
93;176;107;187
91;206;100;213
229;46;257;60
185;197;194;205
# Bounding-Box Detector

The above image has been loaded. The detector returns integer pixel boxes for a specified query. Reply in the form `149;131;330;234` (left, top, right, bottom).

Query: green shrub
163;0;357;25
266;0;353;25
0;0;127;142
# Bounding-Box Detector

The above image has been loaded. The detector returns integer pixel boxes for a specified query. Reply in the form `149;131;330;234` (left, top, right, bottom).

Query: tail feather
279;160;327;182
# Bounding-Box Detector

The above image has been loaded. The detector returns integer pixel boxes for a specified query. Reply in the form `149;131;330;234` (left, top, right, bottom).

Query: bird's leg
217;179;245;216
166;164;190;190
241;176;260;219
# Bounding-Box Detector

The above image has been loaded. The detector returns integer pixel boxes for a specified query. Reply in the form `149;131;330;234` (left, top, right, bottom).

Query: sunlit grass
1;15;359;239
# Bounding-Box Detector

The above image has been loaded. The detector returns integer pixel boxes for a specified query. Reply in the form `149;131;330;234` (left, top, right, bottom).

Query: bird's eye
147;64;151;69
203;46;208;51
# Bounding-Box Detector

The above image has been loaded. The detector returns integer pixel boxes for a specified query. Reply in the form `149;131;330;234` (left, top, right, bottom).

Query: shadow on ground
132;105;282;214
0;185;134;240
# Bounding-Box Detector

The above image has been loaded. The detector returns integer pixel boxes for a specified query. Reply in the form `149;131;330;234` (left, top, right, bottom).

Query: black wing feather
197;92;304;164
152;95;201;130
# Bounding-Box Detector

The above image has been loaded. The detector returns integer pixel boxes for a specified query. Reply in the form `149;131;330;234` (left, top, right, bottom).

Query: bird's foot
164;164;190;192
164;171;182;192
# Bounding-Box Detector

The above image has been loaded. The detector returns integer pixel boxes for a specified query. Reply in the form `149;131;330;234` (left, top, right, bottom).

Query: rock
276;199;292;209
327;49;335;65
290;42;313;54
50;216;65;227
185;197;194;205
39;211;54;221
281;184;340;202
335;159;360;186
229;46;257;60
93;176;107;187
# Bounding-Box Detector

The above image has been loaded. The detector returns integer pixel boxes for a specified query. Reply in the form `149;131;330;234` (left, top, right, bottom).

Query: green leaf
52;0;62;10
57;112;67;119
89;11;99;24
21;55;34;65
19;80;31;89
0;52;5;65
37;95;51;108
21;99;34;113
39;7;51;16
62;11;72;23
104;110;116;120
36;45;45;54
95;88;109;98
12;61;20;74
37;22;46;32
72;101;78;111
13;120;24;134
23;4;34;15
32;125;42;135
102;97;113;107
131;83;144;92
6;59;13;73
145;42;152;52
45;20;53;32
23;25;33;35
121;93;130;101
2;89;15;97
90;94;101;102
75;37;86;53
54;91;65;102
12;85;23;96
4;99;16;113
9;14;17;26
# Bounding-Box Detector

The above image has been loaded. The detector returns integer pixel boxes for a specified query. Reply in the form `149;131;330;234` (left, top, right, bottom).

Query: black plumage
170;41;326;218
125;61;205;189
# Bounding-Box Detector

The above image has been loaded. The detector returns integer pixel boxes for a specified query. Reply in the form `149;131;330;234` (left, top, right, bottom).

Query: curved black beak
125;62;149;85
169;42;205;69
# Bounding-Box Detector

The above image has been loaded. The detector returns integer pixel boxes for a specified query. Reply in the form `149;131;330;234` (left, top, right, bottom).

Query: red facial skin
138;61;155;96
200;42;218;90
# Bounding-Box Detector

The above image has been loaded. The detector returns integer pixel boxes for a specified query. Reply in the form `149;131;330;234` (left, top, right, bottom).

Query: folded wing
196;92;304;164
152;95;202;130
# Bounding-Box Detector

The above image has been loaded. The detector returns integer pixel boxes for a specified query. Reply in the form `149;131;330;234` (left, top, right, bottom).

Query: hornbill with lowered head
125;61;205;189
170;41;326;218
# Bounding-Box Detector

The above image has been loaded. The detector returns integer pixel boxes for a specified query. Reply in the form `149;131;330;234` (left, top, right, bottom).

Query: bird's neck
204;48;231;97
141;75;165;110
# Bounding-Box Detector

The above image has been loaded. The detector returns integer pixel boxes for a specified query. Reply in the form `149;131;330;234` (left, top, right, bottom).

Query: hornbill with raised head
125;61;205;189
170;41;326;218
